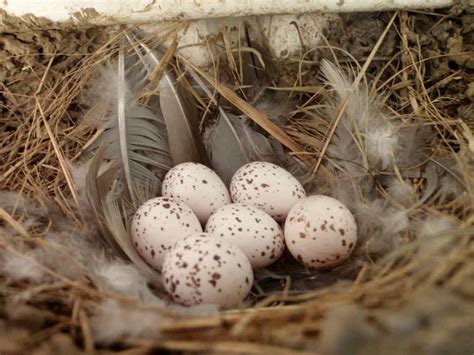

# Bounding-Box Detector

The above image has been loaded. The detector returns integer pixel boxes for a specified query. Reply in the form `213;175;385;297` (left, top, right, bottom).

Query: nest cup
0;5;473;354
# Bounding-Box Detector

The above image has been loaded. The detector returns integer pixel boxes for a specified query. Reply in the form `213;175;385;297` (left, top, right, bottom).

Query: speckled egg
162;162;231;224
230;162;306;221
284;195;357;270
162;233;253;308
131;197;202;271
205;204;285;269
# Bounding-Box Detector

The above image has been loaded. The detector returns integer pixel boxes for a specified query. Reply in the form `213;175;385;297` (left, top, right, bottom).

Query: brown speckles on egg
131;197;202;271
205;203;285;269
230;162;306;221
284;195;358;271
162;163;231;224
161;233;253;309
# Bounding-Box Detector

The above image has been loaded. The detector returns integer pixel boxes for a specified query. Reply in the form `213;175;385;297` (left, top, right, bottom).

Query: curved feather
128;34;206;165
86;147;161;285
85;43;174;280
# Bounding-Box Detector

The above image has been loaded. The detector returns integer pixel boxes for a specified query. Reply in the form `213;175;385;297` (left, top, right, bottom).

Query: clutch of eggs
130;161;358;308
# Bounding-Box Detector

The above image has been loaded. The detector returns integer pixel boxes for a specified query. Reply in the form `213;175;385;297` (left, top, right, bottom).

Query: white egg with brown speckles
284;195;357;270
205;204;285;269
131;197;202;271
162;162;231;224
230;161;306;221
162;233;253;308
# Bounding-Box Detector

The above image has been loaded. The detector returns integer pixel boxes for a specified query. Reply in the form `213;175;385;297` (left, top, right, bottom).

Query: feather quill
85;42;178;281
116;49;134;202
127;33;206;165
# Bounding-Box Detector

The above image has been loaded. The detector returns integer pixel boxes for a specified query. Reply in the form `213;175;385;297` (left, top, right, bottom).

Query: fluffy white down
416;216;456;239
90;300;164;344
366;125;399;169
91;260;164;304
0;191;166;305
386;178;417;207
2;252;46;283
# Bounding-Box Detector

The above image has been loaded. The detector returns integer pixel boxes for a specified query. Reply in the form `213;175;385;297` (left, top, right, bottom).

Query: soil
1;8;472;151
1;12;109;125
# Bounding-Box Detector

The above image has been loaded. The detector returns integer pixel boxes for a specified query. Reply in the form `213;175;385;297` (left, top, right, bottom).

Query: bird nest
1;7;473;355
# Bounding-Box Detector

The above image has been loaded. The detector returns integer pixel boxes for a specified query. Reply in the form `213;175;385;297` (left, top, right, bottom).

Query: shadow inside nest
253;252;360;298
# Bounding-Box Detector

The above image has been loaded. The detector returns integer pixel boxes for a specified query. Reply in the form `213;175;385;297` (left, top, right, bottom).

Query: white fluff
321;60;401;175
412;215;459;255
90;299;218;345
381;210;409;236
0;190;166;302
92;259;164;304
67;160;92;208
0;191;46;234
91;300;164;344
386;177;417;207
353;199;409;255
93;261;145;294
366;125;399;169
2;252;47;283
416;216;456;239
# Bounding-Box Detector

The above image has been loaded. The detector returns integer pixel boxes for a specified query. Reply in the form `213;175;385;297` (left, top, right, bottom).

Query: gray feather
85;43;175;280
205;113;280;185
86;147;161;285
187;65;306;184
129;35;206;165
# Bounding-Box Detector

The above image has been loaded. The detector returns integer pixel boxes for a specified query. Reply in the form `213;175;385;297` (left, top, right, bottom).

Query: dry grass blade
79;309;96;354
183;60;313;166
0;207;30;238
34;55;83;221
156;340;312;355
37;102;83;221
311;12;398;175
